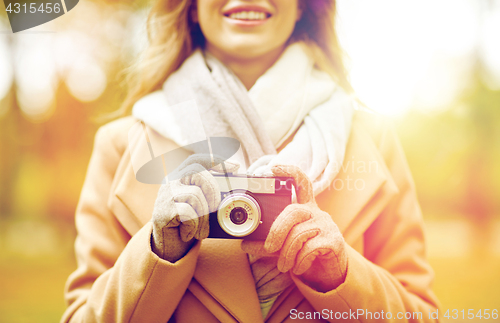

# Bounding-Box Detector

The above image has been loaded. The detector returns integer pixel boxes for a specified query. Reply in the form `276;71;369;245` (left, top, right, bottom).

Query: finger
176;202;210;241
175;202;201;241
247;164;273;177
195;213;210;240
247;154;275;175
153;184;180;228
294;246;334;276
210;155;240;173
178;164;221;212
167;154;211;181
276;220;320;273
271;165;313;204
293;227;345;275
241;240;278;258
264;204;312;253
178;154;213;170
178;154;240;174
171;182;210;221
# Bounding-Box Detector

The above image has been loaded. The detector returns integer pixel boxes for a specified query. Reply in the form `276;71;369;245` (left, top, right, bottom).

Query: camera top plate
212;174;294;195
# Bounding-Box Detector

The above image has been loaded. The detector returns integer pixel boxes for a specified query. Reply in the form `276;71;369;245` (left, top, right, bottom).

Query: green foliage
398;76;500;222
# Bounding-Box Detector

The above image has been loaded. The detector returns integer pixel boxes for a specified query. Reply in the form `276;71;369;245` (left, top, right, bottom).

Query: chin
222;40;281;60
229;47;270;59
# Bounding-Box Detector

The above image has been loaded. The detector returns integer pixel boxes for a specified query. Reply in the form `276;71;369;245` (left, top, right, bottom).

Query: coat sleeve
61;123;200;323
290;125;440;322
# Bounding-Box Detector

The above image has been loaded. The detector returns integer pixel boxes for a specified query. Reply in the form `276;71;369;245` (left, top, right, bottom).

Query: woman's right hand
151;154;239;262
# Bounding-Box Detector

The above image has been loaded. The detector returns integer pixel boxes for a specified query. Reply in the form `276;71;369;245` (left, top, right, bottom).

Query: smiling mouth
224;11;271;21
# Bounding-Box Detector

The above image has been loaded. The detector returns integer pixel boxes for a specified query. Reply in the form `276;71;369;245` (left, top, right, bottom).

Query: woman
62;0;440;322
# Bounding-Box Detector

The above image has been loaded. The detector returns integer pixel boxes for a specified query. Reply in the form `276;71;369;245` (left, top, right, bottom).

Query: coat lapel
316;121;399;245
111;154;160;235
193;239;264;322
110;117;399;322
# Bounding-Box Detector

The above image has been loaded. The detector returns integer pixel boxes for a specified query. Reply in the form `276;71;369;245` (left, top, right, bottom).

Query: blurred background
0;0;499;322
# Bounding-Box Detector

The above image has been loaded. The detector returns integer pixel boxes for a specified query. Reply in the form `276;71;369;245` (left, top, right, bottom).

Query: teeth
229;11;267;21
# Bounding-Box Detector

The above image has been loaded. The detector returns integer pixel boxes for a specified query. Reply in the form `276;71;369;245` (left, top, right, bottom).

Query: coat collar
110;115;399;322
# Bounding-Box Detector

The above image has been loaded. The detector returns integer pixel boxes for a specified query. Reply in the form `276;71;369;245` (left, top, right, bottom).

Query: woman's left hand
242;165;347;292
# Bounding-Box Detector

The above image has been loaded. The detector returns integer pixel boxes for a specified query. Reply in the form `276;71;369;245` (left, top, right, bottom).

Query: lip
222;5;272;27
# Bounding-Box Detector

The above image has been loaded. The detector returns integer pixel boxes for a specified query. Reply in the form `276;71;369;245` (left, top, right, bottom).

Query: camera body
208;174;294;240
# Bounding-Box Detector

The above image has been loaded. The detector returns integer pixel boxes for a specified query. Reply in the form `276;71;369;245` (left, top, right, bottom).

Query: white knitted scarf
132;42;355;196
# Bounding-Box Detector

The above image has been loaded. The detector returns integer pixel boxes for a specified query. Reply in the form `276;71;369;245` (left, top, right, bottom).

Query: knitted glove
152;154;239;262
242;165;347;292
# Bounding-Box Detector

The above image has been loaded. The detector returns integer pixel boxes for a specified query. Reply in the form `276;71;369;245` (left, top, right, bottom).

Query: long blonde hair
116;0;352;117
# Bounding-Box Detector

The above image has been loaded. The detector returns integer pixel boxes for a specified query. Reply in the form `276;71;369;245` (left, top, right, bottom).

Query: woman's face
194;0;302;61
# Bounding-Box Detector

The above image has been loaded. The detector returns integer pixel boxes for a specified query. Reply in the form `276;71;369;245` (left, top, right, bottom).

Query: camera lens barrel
229;207;248;225
217;193;261;237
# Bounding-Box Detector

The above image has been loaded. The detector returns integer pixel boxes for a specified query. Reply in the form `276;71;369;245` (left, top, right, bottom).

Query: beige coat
62;110;439;322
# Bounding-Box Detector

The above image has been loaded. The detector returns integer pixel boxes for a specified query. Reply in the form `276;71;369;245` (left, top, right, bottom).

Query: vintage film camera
208;174;295;240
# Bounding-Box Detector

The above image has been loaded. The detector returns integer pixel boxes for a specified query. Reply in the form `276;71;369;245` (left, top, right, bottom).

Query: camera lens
217;192;261;237
229;207;248;225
